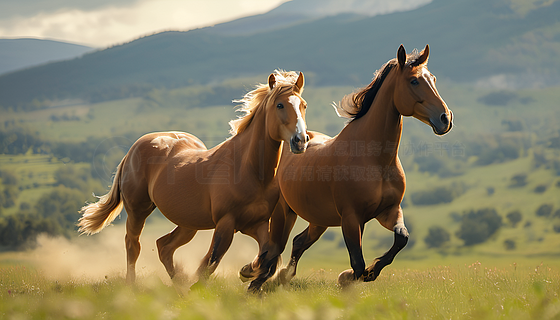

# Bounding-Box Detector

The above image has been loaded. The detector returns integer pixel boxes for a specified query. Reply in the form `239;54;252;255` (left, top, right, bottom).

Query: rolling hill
0;0;559;109
0;38;93;76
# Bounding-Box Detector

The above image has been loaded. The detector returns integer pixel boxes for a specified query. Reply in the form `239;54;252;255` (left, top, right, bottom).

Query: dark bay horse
243;45;453;290
78;71;309;284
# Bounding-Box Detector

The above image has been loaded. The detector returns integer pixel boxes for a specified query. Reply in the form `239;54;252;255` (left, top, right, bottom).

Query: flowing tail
78;155;127;235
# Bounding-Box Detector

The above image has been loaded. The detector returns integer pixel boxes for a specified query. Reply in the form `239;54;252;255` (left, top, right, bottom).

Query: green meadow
1;77;560;318
1;259;559;319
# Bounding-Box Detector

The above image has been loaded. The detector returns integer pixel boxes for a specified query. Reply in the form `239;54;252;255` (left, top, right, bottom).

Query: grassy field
1;216;560;319
1;257;559;319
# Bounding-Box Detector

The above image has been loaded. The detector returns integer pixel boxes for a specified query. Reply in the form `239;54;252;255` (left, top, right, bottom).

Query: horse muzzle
289;132;309;154
430;111;453;136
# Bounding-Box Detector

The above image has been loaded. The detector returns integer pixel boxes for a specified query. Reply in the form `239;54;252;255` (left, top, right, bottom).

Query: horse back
119;132;206;196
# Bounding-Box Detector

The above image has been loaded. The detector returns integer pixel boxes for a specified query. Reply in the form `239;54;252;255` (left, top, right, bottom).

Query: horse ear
294;72;305;93
268;73;276;90
397;44;406;69
416;44;430;65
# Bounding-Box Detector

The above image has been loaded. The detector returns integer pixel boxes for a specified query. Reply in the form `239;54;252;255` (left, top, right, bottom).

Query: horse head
393;44;453;135
266;71;309;153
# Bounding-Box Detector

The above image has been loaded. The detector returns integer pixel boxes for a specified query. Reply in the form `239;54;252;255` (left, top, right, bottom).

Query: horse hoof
239;264;255;282
337;269;355;288
363;259;380;282
239;273;253;282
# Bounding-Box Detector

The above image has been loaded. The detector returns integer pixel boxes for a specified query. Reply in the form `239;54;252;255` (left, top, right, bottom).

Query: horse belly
150;169;215;230
281;181;341;227
155;195;215;229
296;202;341;227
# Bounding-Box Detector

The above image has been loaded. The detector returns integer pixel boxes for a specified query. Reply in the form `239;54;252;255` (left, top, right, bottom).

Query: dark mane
334;49;421;121
334;61;396;120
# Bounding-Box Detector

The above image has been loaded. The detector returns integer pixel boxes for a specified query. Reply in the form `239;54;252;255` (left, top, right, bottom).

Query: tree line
0;165;104;250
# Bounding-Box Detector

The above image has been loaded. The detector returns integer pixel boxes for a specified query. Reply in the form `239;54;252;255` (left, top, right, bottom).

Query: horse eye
411;79;419;86
277;103;284;109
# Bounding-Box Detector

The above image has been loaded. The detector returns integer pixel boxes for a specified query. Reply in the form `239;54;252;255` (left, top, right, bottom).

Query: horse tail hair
78;155;127;235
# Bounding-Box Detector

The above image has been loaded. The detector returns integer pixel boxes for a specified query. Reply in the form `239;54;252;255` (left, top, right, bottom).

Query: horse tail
78;155;127;235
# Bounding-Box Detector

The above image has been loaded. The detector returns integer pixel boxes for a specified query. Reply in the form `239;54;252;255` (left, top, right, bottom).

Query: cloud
0;0;287;47
0;0;138;19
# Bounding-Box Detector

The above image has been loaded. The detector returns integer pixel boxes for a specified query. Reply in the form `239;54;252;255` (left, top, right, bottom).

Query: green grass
1;260;559;319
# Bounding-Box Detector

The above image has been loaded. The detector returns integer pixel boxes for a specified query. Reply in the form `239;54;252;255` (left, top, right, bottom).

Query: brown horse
78;70;309;284
243;45;453;290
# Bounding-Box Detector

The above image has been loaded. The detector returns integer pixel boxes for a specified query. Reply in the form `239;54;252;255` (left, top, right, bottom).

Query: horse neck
230;107;281;185
339;73;403;163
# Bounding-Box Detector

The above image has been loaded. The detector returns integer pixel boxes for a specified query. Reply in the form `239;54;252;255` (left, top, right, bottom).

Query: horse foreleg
241;198;297;291
238;221;270;282
156;226;197;280
338;212;366;287
364;206;409;282
239;221;281;292
196;215;235;280
278;223;327;285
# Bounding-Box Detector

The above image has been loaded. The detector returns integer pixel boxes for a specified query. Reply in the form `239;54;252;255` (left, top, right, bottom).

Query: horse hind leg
124;203;154;283
196;215;235;280
364;209;409;282
156;226;197;280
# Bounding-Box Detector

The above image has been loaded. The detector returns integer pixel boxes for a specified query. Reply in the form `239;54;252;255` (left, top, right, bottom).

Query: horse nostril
305;134;310;143
440;113;449;125
294;135;301;143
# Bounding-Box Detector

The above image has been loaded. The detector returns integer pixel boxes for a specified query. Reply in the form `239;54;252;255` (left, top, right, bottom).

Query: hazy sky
0;0;287;48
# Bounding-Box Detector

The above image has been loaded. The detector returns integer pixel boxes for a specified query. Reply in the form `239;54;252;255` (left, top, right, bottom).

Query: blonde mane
229;70;301;136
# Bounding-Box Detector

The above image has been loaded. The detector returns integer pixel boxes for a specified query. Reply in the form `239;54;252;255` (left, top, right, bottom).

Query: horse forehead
288;95;304;117
288;95;301;108
418;66;437;90
412;65;433;80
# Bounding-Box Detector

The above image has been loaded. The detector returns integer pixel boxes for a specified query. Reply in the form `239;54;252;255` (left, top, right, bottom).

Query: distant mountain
0;39;93;76
0;0;559;109
210;0;432;35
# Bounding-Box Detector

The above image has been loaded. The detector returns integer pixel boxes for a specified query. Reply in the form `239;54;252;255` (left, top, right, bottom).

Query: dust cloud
21;219;260;283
